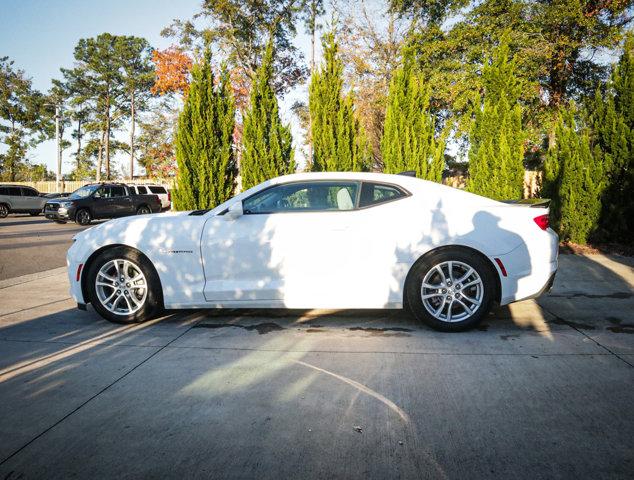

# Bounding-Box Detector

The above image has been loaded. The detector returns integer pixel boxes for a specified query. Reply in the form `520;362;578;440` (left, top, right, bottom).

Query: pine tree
173;50;236;210
241;40;295;190
466;34;525;200
543;106;603;244
309;32;370;172
381;49;445;181
589;33;633;243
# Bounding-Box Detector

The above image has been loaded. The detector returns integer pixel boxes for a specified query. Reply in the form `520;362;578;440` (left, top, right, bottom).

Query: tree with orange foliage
151;47;192;96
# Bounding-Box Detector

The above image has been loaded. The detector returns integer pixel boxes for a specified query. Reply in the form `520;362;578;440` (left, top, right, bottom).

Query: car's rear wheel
75;208;91;225
86;247;162;324
0;204;8;218
29;210;40;216
406;248;496;332
136;205;151;215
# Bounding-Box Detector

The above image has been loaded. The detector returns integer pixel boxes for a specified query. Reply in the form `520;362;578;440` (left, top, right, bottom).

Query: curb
0;267;68;290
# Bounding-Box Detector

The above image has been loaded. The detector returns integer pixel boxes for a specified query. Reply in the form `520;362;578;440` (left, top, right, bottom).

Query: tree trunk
105;91;111;180
129;91;135;180
96;129;105;182
76;118;82;174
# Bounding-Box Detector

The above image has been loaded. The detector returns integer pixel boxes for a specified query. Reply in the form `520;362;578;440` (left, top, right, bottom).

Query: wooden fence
1;170;542;198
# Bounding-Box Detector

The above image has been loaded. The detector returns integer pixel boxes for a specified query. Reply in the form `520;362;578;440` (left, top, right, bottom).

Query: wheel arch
403;244;501;306
81;244;164;308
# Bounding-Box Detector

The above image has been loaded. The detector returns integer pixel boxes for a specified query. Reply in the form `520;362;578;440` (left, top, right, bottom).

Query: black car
44;183;162;225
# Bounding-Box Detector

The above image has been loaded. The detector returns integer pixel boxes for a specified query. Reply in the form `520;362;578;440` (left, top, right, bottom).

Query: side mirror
225;201;243;220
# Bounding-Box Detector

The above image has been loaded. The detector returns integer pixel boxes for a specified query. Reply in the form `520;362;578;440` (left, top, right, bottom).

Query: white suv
128;184;171;210
0;185;48;218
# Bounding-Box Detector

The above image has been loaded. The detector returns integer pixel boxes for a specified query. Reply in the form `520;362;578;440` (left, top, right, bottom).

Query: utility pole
55;105;61;192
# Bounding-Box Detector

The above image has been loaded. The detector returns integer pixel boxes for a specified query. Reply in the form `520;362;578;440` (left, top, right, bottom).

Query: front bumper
45;206;76;221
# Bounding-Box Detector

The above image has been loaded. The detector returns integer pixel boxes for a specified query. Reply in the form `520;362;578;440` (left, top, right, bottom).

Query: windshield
68;185;99;200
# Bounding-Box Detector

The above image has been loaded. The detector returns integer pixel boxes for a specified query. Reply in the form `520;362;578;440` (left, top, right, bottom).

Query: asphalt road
0;253;633;479
0;215;104;280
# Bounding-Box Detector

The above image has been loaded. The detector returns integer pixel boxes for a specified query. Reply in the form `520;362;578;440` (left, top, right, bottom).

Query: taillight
167;191;171;202
533;214;549;230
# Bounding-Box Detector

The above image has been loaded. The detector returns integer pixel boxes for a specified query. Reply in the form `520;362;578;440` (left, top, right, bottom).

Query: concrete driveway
0;254;632;479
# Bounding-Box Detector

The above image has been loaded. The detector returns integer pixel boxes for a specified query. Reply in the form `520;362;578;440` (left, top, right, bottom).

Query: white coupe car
67;172;558;331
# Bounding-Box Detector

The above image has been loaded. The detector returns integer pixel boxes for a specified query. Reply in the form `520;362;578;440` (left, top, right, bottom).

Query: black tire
136;205;152;215
86;246;163;324
75;208;92;226
405;248;497;332
0;204;8;218
29;211;40;216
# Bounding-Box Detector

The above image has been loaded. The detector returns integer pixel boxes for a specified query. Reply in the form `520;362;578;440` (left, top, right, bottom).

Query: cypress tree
589;33;633;243
467;34;525;200
241;40;295;190
381;49;445;181
309;32;370;171
173;50;236;210
543;106;603;244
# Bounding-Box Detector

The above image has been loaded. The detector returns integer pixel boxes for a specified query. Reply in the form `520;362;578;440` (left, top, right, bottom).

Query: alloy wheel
95;259;148;315
420;260;484;323
0;204;8;218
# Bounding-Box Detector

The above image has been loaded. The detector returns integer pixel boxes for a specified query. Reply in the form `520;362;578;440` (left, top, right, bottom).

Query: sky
0;0;315;176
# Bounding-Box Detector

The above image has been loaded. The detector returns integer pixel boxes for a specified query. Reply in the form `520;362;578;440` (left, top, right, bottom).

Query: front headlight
60;201;74;208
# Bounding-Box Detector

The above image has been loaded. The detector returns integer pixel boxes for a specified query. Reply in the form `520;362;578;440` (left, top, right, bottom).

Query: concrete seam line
541;305;634;368
163;345;617;356
0;311;206;467
0;298;71;319
0;267;67;290
0;339;617;357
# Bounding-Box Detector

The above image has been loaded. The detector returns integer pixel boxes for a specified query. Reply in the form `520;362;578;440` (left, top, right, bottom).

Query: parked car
128;184;171;210
66;172;558;331
0;185;47;218
45;183;162;225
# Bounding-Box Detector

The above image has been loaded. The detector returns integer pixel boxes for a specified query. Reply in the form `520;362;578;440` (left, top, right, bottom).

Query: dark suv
44;183;162;225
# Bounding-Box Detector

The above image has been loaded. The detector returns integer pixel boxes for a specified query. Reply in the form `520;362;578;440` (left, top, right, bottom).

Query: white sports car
67;172;558;331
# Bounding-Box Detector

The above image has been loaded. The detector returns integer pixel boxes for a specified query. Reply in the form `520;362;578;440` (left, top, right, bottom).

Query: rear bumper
496;229;559;305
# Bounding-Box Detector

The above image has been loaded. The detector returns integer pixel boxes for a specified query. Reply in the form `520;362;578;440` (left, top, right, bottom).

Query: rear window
6;187;22;196
148;186;167;194
0;187;8;195
359;182;407;208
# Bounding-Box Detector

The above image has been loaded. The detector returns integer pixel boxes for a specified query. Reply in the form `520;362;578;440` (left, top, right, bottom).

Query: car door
92;186;113;218
7;187;24;210
346;181;413;307
200;180;364;307
112;185;134;215
20;187;42;210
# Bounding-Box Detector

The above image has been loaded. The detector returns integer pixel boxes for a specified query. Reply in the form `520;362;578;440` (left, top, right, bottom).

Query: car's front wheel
136;205;151;215
86;247;163;324
75;208;91;226
0;204;8;218
406;248;496;332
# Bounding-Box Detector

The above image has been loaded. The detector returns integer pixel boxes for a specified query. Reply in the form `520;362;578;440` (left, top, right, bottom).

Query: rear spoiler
500;198;550;208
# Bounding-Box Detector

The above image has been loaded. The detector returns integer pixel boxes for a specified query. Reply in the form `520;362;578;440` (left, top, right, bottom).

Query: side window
149;186;166;194
359;182;407;208
94;187;106;198
243;182;359;214
7;187;22;196
21;188;38;197
0;187;9;195
110;186;126;197
137;186;148;194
